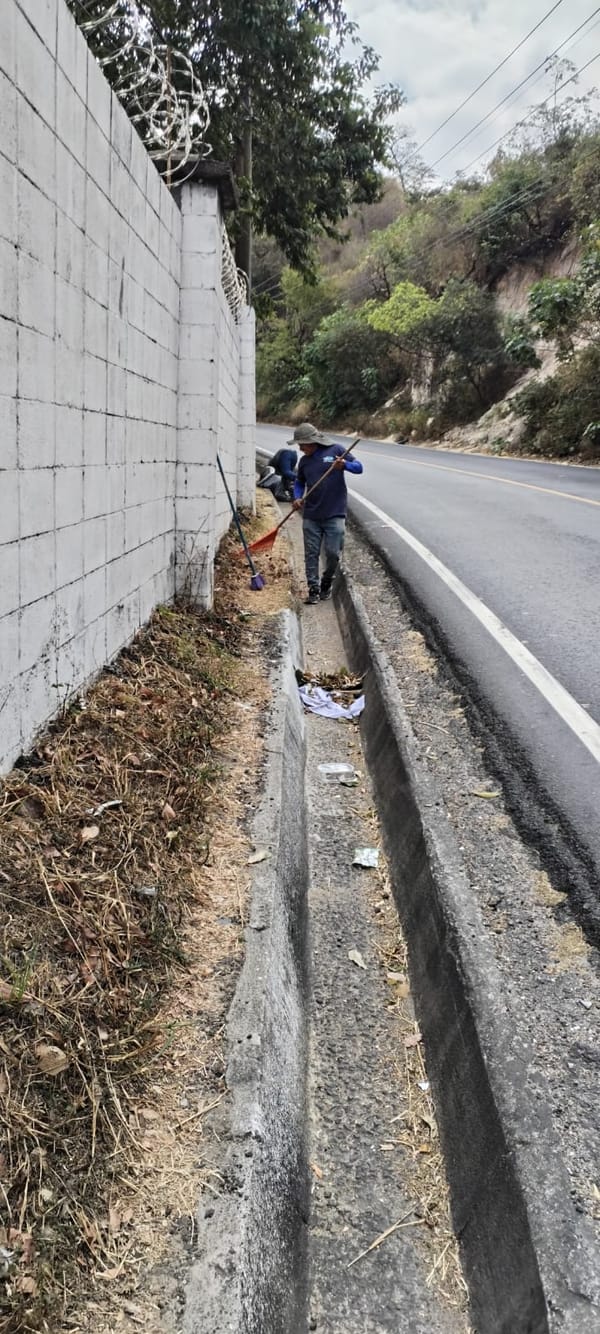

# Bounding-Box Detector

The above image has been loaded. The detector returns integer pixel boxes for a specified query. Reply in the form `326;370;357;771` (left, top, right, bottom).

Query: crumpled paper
298;685;365;720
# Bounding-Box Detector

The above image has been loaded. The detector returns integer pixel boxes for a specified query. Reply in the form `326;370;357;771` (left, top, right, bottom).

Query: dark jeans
278;466;296;498
303;516;345;593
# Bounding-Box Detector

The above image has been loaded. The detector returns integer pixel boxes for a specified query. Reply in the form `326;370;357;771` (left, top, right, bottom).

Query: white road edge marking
349;490;600;766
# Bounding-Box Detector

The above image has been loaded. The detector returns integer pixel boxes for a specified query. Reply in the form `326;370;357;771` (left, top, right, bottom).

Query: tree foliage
68;0;402;271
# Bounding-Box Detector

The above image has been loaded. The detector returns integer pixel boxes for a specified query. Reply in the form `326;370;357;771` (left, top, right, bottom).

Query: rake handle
274;437;361;535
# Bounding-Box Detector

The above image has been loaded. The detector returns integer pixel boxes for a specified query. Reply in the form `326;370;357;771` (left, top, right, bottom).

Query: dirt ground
0;493;297;1334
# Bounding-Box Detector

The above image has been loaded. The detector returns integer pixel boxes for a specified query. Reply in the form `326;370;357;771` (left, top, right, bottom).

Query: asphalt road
257;424;600;922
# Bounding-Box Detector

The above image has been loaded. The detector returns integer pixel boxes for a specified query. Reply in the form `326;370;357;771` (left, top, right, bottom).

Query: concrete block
0;155;17;246
83;464;108;519
104;419;123;469
84;614;106;677
17;95;56;203
20;654;58;741
0;4;16;80
106;506;125;560
0;394;17;469
181;214;219;257
83;515;106;574
83;354;107;413
56;213;84;287
0;235;17;322
17;0;57;55
19;467;54;538
83;410;106;467
0;540;19;617
180;183;219;219
85;114;110;196
19;530;55;606
107;462;125;513
107;310;127;365
0;610;20;750
0;312;17;400
0;470;19;544
84;297;108;360
17;326;53;402
106;363;126;416
86;47;111;138
57;0;87;99
19;399;55;468
55;523;83;589
55;575;84;642
85;179;111;253
55;404;83;468
110;97;131;169
82;565;106;628
15;6;56;123
55;141;86;230
55;465;83;529
17;171;54;263
84;236;108;307
56;343;84;410
124;504;139;552
56;68;86;166
130;127;148;194
19;593;56;673
56;278;84;350
180;251;220;292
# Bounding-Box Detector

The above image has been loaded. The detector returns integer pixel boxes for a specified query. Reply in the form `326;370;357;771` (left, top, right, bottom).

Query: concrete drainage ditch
184;581;600;1334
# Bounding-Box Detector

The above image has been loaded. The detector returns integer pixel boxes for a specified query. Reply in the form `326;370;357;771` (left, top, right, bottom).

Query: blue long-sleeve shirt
293;444;363;522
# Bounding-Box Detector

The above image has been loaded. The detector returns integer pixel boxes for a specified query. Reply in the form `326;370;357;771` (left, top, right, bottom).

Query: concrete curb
184;610;309;1334
334;568;600;1334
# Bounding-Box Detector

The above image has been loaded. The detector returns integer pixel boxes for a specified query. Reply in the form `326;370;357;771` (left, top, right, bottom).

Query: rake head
245;526;280;555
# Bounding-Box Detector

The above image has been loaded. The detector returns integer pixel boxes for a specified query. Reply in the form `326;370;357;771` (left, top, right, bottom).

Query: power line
429;6;600;172
413;0;567;156
459;47;600;175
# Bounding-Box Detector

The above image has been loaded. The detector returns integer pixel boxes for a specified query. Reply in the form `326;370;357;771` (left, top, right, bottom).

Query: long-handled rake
216;454;265;590
246;438;361;556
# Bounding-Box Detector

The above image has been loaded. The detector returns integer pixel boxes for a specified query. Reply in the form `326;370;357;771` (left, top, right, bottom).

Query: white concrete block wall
0;0;256;771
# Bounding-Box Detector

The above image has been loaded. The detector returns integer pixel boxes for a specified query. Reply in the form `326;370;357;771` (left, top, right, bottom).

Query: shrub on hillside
304;307;400;421
511;344;600;458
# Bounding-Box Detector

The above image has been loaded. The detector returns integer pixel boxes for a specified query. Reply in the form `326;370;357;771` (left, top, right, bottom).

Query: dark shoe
304;590;320;605
320;583;332;601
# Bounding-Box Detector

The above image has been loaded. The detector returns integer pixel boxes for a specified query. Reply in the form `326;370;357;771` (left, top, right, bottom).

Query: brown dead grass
0;496;292;1333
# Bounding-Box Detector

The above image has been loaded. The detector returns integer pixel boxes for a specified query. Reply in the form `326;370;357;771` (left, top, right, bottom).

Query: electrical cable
429;6;600;172
412;0;568;155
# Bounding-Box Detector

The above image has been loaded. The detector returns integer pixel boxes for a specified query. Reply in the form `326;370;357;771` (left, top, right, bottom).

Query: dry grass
0;499;292;1333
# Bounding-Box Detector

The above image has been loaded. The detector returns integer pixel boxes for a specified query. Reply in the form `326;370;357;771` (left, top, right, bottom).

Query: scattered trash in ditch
404;1031;423;1048
134;885;158;899
299;684;365;720
386;970;406;985
579;998;593;1010
418;1080;430;1093
348;948;367;970
314;763;357;779
470;789;500;800
248;849;269;865
353;847;379;868
296;667;364;695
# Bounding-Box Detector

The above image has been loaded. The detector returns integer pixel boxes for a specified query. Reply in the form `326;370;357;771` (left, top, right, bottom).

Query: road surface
257;424;600;928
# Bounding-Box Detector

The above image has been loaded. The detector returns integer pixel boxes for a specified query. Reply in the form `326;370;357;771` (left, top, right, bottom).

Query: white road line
349;490;600;766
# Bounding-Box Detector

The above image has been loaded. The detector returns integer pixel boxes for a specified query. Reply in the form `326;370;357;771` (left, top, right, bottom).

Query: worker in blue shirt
268;443;297;499
291;422;363;604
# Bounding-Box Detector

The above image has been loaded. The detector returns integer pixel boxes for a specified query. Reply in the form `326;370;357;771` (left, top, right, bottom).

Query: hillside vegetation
255;79;600;460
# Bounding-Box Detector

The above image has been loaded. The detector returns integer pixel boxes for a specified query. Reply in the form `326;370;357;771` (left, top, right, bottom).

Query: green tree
68;0;402;275
304;306;399;420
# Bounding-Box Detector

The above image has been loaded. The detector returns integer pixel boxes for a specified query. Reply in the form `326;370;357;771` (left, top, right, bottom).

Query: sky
344;0;600;183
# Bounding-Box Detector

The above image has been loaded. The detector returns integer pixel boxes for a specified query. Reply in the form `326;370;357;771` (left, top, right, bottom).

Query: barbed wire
221;229;249;320
77;1;212;185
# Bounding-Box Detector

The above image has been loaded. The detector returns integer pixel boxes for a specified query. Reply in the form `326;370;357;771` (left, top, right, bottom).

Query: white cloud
345;0;600;179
